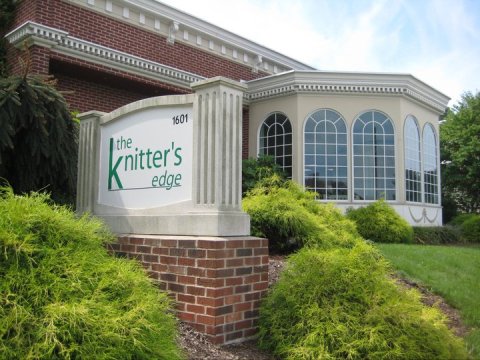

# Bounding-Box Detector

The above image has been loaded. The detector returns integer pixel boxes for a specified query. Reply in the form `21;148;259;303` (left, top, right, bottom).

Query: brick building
4;0;451;345
5;0;450;222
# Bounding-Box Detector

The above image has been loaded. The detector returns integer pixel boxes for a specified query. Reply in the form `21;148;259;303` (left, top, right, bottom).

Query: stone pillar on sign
190;77;250;235
76;111;104;213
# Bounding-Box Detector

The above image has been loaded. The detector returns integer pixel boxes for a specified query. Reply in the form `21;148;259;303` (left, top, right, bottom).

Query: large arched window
258;112;292;178
404;116;421;202
304;109;347;200
423;124;439;204
353;111;395;201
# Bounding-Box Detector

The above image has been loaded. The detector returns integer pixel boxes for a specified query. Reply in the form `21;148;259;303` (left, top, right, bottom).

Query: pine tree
0;69;78;204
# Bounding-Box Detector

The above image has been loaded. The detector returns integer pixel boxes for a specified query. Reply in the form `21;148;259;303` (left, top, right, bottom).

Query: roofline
248;69;449;98
246;70;450;114
126;0;316;71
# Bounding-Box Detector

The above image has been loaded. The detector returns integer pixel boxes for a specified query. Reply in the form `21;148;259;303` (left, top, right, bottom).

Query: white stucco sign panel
98;106;193;209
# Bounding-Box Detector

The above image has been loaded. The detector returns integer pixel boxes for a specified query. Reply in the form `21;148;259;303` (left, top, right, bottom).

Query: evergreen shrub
242;155;286;196
242;176;361;252
258;244;468;359
0;74;78;204
449;213;478;227
448;213;480;243
459;214;480;243
0;188;182;359
413;226;462;244
346;199;414;243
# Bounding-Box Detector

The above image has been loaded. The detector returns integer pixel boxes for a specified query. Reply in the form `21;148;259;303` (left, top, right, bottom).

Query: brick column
110;235;268;344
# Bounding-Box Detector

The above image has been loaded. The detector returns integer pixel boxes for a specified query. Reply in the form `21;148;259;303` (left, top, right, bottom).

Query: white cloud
160;0;480;105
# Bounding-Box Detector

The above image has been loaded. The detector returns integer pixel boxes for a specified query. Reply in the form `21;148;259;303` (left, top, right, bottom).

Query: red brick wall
5;44;50;76
11;0;268;82
54;69;160;113
49;57;187;112
8;0;258;150
7;0;258;154
11;0;41;27
109;235;269;345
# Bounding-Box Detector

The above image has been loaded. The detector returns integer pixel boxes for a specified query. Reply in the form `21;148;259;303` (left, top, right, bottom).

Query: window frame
404;115;422;203
352;110;397;202
422;123;439;205
303;108;349;201
257;111;293;178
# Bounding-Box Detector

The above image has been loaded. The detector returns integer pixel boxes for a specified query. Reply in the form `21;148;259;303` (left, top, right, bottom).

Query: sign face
98;105;193;209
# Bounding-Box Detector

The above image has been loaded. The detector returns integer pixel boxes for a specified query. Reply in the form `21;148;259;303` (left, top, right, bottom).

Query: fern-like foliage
0;74;77;204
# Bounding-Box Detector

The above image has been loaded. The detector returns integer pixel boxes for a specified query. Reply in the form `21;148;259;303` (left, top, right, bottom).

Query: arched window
404;116;421;202
258;112;292;178
423;124;439;204
304;109;347;200
353;111;395;201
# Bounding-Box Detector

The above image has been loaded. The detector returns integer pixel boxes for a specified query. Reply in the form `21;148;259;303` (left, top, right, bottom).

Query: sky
160;0;480;107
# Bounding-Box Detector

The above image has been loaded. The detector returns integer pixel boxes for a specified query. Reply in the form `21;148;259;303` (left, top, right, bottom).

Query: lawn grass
378;244;480;358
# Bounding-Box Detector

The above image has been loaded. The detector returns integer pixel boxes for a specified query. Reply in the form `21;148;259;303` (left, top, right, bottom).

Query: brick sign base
109;235;269;344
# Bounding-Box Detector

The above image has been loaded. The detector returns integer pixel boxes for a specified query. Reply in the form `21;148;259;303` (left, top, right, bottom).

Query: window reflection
423;124;439;204
304;109;348;200
353;111;395;201
259;112;293;178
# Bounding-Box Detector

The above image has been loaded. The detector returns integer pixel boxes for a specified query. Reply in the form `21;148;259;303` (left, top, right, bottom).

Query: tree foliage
242;155;286;196
0;0;16;76
441;91;480;212
0;73;78;204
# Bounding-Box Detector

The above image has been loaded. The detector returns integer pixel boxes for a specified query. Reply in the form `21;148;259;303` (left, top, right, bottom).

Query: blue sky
160;0;480;106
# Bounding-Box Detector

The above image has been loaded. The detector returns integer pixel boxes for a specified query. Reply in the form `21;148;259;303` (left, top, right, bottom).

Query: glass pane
305;144;314;155
315;133;325;144
326;133;336;144
260;113;292;179
305;133;314;143
305;119;315;132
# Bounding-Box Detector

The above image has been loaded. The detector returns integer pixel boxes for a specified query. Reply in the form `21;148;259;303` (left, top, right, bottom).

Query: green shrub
447;213;480;243
460;214;480;243
258;244;468;359
413;226;462;244
242;155;286;196
449;213;478;227
0;188;182;359
346;199;414;243
243;176;361;252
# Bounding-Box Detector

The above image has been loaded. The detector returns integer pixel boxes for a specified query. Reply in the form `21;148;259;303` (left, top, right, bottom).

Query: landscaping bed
179;255;469;360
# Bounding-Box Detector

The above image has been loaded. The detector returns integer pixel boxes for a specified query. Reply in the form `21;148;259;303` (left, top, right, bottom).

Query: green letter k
108;138;123;190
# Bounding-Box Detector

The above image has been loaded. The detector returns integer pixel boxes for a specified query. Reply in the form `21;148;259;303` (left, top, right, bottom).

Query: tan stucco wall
248;93;442;224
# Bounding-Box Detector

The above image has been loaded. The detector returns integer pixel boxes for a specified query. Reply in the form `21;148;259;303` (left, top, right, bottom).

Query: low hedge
347;200;414;243
258;244;468;359
413;226;462;244
0;188;182;359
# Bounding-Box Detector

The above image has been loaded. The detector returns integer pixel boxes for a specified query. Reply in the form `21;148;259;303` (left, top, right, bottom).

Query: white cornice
127;0;315;69
65;0;315;74
245;71;450;114
5;21;204;89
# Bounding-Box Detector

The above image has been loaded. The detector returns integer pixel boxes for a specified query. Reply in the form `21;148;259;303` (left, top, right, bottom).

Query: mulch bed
178;255;469;359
